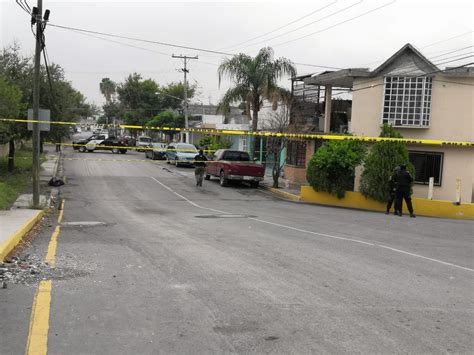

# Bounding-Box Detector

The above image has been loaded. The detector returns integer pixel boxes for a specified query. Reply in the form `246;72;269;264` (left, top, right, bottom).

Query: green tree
146;111;184;141
306;139;366;198
217;47;296;136
1;43;94;149
359;124;414;202
0;76;23;171
117;73;163;126
159;82;196;112
198;135;232;153
99;78;116;104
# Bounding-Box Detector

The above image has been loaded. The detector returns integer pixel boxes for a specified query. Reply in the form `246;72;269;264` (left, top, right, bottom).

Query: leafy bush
359;124;414;202
307;140;366;198
198;135;232;152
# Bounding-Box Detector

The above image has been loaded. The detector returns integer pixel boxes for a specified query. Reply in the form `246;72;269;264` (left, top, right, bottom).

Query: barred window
286;141;306;167
409;151;443;185
382;76;432;127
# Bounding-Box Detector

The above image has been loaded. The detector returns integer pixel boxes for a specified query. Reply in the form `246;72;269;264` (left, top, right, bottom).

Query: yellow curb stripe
45;226;60;268
25;280;52;355
267;187;301;202
57;200;65;224
0;211;44;262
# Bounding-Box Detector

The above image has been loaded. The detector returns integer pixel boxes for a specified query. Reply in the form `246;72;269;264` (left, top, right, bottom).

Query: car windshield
151;143;166;148
177;144;197;153
222;151;250;161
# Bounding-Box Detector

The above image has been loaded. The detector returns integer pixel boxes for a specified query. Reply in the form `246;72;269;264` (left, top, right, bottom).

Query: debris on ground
0;254;90;289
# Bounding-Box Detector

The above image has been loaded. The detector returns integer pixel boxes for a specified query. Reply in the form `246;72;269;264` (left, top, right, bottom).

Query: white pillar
324;85;332;133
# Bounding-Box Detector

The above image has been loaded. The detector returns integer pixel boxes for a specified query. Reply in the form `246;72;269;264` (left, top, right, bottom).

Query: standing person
385;166;400;215
194;149;208;187
394;165;416;217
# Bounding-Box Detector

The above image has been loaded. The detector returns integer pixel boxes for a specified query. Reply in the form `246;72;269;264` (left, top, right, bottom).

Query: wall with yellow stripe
300;186;474;220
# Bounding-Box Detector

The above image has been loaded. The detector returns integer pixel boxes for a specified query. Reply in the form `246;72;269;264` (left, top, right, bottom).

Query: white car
136;136;152;152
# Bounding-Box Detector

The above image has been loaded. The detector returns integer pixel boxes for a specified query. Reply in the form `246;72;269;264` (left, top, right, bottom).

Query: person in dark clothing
386;166;400;215
394;165;416;217
194;149;208;186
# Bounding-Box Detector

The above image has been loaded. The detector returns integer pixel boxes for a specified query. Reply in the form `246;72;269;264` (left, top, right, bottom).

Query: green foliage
306;140;366;198
0;43;93;144
359;124;414;202
0;149;36;209
198;135;232;152
0;76;23;144
159;82;196;112
117;73;162;122
217;47;296;133
100;78;116;103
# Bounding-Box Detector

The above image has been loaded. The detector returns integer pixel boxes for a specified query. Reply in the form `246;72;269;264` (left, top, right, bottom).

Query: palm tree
217;47;296;133
99;78;116;104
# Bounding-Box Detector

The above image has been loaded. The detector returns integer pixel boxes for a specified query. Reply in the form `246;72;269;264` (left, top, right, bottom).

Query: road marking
25;280;52;355
57;200;65;224
26;200;66;354
150;176;225;214
150;176;473;273
45;226;60;268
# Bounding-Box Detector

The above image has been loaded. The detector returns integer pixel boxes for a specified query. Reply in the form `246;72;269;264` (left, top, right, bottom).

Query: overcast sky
1;0;473;108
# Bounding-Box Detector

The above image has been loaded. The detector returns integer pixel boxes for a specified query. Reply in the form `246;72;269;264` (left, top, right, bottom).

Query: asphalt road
1;143;473;354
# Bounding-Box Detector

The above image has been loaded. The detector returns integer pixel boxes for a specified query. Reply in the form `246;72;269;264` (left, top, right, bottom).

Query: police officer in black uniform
394;165;416;217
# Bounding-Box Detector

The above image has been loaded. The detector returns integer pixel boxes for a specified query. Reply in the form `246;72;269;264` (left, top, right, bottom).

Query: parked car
73;135;127;154
205;149;264;187
136;136;152;152
166;143;198;167
145;142;167;160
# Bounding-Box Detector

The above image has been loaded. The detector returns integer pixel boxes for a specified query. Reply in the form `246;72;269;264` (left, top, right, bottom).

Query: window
286;141;306;167
408;151;443;185
222;151;250;161
240;135;248;152
382;76;432;127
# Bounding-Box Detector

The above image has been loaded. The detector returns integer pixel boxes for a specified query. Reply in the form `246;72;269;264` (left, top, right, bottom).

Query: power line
232;0;364;52
421;31;474;49
220;1;339;51
271;1;397;49
49;23;234;56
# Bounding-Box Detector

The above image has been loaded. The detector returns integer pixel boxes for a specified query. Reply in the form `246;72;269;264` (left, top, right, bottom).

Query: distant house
287;43;474;203
186;104;250;152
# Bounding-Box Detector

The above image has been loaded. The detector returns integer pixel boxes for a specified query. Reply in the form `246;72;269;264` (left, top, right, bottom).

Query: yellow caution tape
2;118;473;147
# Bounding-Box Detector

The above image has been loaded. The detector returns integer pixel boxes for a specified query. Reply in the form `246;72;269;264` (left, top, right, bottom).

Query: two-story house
291;44;474;203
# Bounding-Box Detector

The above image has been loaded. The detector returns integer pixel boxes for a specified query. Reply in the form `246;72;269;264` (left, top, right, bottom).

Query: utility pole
32;0;43;208
172;54;198;143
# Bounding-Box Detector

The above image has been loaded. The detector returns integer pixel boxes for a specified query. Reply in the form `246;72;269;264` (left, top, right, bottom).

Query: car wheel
119;149;127;154
219;170;228;187
152;153;157;161
250;181;259;188
175;160;180;167
205;174;211;180
112;148;119;154
78;146;86;153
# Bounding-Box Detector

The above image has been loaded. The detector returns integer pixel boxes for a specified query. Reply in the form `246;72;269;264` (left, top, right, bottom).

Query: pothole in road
62;221;107;227
195;214;256;219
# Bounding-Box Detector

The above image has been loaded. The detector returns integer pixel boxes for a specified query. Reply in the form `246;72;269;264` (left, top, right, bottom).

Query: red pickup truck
205;149;265;187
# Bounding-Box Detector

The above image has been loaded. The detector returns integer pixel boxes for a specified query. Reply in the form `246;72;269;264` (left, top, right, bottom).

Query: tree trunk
251;106;259;157
272;138;281;188
7;138;15;172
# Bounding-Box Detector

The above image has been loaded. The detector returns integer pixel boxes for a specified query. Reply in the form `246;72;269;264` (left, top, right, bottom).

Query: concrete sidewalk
261;172;303;201
0;150;61;260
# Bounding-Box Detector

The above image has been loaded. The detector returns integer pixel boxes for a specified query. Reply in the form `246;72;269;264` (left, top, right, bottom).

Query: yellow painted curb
0;210;45;261
301;186;474;220
266;186;301;202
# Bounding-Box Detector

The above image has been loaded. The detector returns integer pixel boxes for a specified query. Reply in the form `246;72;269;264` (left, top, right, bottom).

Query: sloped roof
372;43;438;76
302;43;441;88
